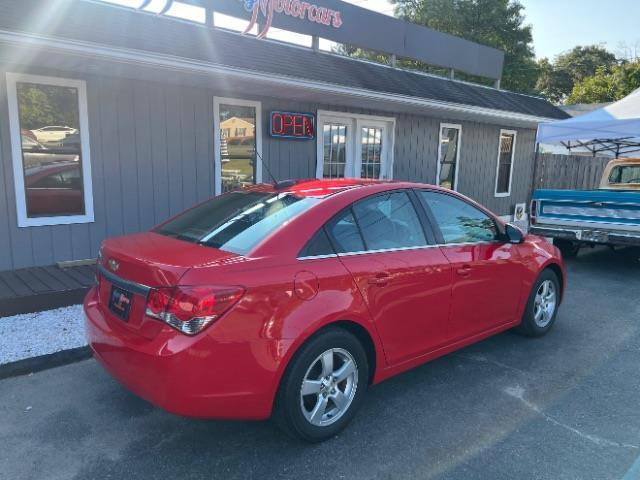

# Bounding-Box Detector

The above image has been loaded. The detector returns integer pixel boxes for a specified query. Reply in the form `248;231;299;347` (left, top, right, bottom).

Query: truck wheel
554;239;580;258
273;327;369;442
514;269;560;337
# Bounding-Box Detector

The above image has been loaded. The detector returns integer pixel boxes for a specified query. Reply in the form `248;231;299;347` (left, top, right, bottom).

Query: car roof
243;179;437;198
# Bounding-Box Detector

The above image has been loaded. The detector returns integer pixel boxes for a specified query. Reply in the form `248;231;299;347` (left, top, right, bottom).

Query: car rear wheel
514;269;560;337
273;327;369;442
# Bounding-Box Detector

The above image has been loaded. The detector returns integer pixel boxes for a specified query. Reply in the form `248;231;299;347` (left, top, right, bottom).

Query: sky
519;0;640;60
339;0;640;60
105;0;640;60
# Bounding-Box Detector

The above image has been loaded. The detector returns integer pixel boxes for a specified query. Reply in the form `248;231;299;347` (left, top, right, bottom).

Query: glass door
316;112;394;181
316;116;355;179
355;120;390;180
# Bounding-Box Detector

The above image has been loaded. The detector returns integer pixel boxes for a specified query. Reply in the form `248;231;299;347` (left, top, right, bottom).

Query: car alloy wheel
533;279;557;328
300;348;358;427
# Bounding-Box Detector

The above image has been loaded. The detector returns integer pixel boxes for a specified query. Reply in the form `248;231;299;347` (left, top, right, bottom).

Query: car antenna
253;147;279;186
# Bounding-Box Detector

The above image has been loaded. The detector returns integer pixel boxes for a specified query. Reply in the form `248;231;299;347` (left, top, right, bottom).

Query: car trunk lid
97;231;240;339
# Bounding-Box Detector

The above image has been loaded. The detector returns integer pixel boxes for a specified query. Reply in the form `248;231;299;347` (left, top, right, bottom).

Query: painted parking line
622;455;640;480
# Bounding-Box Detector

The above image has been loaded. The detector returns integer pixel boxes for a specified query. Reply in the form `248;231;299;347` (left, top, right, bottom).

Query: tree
567;61;640;104
536;45;618;103
16;84;79;130
388;0;539;94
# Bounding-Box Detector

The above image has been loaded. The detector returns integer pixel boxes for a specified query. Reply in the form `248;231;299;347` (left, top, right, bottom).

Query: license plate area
109;285;133;321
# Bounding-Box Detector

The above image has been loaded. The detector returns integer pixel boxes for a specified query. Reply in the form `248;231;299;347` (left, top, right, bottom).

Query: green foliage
567;62;640;104
388;0;539;93
536;45;618;103
16;84;79;130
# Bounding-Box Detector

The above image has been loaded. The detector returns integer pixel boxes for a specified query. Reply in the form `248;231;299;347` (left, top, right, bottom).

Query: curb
0;346;93;380
0;288;90;317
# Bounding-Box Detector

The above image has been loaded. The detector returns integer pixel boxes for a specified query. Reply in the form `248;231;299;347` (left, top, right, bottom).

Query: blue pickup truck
530;158;640;256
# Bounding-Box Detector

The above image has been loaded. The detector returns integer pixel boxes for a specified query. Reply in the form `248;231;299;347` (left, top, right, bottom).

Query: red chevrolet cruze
84;179;565;441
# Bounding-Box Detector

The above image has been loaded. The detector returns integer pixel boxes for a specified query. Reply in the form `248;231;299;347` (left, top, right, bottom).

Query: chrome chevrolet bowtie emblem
108;258;119;272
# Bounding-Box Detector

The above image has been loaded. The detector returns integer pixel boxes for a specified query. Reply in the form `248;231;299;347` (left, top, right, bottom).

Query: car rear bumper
530;225;640;247
84;287;290;420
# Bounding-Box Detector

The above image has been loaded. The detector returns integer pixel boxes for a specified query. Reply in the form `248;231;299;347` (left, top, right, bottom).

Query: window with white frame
437;123;461;190
316;111;395;180
214;97;262;194
6;73;94;227
495;129;517;197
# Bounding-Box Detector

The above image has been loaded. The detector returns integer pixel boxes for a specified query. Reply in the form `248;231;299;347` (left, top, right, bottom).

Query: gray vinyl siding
0;69;536;270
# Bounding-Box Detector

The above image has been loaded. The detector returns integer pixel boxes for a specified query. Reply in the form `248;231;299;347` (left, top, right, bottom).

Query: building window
495;129;517;197
214;97;262;194
437;124;461;190
6;73;94;227
316;111;394;180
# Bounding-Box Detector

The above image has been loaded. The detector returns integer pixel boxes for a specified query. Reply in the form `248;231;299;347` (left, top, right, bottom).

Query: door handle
368;272;390;286
456;265;472;276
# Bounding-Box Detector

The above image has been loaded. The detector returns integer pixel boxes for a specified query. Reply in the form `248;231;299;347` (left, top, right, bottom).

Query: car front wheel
514;269;560;337
273;327;369;442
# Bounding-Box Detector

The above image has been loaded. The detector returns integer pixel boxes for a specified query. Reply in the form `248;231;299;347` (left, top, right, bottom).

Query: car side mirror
505;223;524;244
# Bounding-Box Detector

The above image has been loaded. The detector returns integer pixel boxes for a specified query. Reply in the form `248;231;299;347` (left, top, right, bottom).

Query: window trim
436;123;462;191
6;73;94;227
316;110;395;180
213;97;262;195
494;129;517;198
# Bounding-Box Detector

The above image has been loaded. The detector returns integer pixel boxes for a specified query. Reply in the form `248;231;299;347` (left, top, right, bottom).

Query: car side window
352;191;427;250
418;191;497;244
325;209;366;253
299;228;335;257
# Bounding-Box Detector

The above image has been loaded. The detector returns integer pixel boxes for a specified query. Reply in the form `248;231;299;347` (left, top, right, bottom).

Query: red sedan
84;179;565;442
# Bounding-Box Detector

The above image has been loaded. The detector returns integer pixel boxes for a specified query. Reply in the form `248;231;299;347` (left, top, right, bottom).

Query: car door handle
456;265;472;276
368;272;390;286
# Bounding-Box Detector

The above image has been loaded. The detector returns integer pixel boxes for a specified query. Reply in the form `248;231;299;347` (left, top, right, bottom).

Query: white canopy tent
536;88;640;157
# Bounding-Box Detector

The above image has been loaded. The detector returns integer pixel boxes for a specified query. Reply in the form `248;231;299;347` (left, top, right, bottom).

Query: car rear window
156;191;320;255
609;165;640;184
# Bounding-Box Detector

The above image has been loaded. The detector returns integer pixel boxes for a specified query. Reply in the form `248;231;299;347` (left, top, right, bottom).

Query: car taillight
530;200;538;225
145;285;245;335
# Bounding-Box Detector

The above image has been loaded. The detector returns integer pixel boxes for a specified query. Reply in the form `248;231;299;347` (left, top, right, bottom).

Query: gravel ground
0;305;86;365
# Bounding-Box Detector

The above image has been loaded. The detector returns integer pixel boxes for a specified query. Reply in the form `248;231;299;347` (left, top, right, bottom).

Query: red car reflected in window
84;179;565;442
24;162;84;217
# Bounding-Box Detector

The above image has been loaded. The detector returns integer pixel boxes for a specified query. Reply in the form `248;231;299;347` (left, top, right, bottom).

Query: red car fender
518;235;566;303
265;299;388;413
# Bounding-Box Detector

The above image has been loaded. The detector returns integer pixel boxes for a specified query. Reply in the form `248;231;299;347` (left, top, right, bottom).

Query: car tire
273;327;369;442
514;269;561;337
554;239;580;258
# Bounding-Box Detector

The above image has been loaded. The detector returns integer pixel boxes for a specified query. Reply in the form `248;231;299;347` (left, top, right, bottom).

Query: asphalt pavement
1;247;639;480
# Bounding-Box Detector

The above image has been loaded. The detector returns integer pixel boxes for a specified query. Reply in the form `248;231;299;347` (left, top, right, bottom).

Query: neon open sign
270;111;315;139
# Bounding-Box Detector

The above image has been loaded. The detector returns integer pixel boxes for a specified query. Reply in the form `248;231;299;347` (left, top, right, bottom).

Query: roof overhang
0;29;554;128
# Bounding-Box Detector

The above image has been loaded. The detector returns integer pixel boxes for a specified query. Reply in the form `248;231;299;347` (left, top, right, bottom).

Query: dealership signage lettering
241;0;343;38
270;111;315;139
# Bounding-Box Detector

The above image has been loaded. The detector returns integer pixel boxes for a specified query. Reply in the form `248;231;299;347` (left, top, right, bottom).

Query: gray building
0;0;567;270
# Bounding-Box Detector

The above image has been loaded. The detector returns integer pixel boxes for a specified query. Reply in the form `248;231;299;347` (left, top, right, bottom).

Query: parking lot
1;247;639;480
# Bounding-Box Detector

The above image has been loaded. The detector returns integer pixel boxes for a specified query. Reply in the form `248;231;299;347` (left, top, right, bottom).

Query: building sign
270;111;315;139
241;0;343;38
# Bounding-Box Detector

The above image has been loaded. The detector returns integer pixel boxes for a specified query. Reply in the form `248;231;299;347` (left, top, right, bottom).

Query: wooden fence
533;153;611;190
